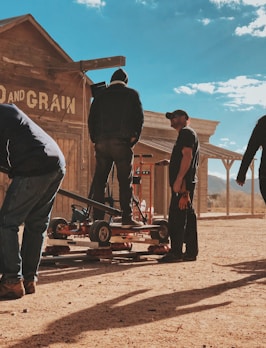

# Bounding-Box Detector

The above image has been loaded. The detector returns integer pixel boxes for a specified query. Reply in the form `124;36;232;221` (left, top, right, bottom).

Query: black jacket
237;115;266;181
0;104;65;178
88;82;144;145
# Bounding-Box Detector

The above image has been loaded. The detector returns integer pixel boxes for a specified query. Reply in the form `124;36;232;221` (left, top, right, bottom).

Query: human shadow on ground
8;258;266;347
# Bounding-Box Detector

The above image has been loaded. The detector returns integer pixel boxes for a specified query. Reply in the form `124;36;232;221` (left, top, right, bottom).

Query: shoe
0;279;25;299
122;218;143;228
183;254;197;262
157;252;183;263
23;280;36;294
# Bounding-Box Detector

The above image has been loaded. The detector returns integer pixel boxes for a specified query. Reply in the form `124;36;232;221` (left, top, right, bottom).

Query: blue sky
1;0;266;179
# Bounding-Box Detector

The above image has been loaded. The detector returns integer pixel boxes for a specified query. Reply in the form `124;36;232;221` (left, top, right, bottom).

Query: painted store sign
0;84;76;114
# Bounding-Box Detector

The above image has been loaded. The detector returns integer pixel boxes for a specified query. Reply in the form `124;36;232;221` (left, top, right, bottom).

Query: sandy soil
0;217;265;348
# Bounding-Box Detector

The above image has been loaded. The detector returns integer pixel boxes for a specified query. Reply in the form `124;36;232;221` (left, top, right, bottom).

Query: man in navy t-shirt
158;109;199;263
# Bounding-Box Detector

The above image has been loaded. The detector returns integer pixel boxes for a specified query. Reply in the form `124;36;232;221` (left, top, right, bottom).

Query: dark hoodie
88;69;144;146
0;103;65;178
237;115;266;181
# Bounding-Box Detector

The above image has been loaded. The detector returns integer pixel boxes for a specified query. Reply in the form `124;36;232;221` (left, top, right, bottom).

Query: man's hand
178;192;191;210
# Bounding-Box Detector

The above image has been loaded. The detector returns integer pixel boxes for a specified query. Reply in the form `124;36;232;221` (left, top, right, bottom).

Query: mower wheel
150;219;169;243
47;218;68;239
89;220;112;246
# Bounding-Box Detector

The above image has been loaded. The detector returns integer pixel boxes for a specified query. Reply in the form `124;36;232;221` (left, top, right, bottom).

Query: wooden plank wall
0;19;94;220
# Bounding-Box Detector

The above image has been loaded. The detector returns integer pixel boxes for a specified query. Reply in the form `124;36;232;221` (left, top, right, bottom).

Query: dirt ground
0;217;265;348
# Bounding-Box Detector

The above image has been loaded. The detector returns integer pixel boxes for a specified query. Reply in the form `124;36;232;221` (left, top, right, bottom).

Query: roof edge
0;13;73;63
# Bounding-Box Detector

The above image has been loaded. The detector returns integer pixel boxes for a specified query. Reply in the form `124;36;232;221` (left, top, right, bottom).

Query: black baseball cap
165;109;189;120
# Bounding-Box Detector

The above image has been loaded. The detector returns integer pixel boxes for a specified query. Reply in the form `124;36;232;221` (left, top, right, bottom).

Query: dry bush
209;190;265;213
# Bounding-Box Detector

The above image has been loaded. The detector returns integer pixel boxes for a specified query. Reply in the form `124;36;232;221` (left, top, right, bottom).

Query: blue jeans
0;168;65;282
91;138;133;220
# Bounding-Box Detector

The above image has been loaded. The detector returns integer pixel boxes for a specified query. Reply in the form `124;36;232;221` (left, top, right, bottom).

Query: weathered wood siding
0;16;93;220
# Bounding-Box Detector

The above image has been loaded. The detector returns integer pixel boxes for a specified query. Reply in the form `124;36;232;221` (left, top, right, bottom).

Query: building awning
139;137;243;161
139;136;251;217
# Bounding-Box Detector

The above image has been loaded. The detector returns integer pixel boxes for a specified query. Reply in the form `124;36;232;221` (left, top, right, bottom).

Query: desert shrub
210;190;265;213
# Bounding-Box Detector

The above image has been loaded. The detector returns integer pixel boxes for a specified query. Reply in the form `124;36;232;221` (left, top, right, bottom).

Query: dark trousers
91;138;134;220
259;178;266;204
168;186;198;257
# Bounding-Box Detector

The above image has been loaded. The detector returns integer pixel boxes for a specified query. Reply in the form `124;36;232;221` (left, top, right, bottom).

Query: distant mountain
208;175;260;195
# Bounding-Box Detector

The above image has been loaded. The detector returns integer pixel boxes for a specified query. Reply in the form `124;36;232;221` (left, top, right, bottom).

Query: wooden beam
1;56;126;76
49;56;126;72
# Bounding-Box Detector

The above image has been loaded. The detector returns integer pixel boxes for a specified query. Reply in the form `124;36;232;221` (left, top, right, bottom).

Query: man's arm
236;124;261;186
130;92;144;146
173;146;193;193
88;100;97;143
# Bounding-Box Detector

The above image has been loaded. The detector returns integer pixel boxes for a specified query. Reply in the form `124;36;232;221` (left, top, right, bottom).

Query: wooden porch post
250;160;255;215
222;159;234;216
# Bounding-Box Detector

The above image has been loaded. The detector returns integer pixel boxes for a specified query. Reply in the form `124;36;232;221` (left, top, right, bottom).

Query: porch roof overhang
139;137;243;161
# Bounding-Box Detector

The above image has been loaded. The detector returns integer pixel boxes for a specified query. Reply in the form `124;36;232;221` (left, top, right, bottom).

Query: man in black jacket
0;104;65;299
236;115;266;203
88;68;144;227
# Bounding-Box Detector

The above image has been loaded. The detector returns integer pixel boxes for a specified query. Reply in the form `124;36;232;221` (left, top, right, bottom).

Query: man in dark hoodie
236;115;266;203
88;68;144;227
0;104;65;299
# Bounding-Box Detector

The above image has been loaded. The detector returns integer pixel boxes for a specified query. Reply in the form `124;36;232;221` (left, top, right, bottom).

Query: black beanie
110;68;128;84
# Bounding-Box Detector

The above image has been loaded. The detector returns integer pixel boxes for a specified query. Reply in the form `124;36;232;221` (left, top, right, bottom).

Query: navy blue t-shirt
169;126;199;191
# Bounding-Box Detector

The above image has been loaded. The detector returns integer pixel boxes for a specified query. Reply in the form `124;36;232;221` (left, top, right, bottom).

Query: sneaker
122;218;143;228
183;254;197;262
23;280;36;294
0;279;25;299
157;252;183;263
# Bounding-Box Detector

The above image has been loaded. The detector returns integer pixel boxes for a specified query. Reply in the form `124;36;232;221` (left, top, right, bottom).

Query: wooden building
0;14;244;221
135;111;243;217
108;111;243;219
0;14;123;219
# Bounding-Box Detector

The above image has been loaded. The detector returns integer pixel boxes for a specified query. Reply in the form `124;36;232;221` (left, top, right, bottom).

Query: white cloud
218;137;233;148
243;0;266;5
174;82;215;95
174;75;266;109
135;0;158;8
198;16;234;27
191;82;216;94
174;86;197;95
210;0;266;7
209;0;240;8
220;16;235;20
210;0;266;37
199;18;212;25
235;7;266;37
75;0;106;8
